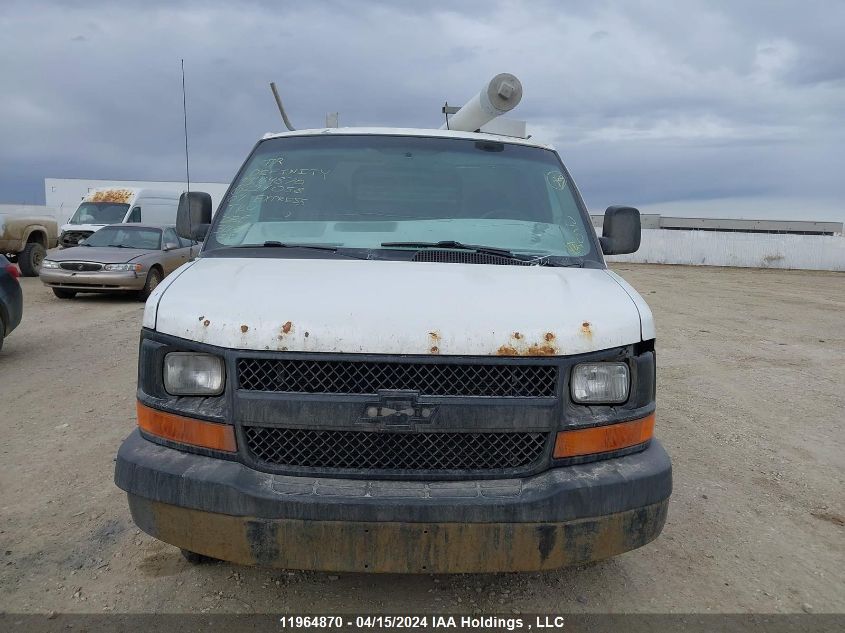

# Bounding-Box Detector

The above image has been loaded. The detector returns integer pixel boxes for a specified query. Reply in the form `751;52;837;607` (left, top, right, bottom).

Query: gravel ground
0;264;842;614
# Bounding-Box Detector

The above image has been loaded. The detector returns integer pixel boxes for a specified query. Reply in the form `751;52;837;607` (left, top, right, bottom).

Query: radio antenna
181;58;194;240
181;59;191;195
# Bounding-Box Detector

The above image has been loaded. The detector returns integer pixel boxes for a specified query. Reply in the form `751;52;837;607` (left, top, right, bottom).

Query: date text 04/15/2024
278;615;569;630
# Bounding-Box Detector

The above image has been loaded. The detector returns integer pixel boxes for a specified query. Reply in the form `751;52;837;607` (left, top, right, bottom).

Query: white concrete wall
605;229;845;271
44;178;229;225
0;204;58;219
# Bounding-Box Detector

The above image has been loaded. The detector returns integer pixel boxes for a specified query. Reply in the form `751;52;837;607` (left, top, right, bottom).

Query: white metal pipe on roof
441;73;523;133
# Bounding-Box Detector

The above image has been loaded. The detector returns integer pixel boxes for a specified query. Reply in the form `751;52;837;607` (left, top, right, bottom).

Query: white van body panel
131;191;182;225
149;258;649;355
262;127;555;151
605;270;656;340
61;188;182;235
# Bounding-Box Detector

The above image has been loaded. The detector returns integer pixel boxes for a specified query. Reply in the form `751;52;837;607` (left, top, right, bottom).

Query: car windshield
83;226;161;249
205;135;597;261
69;202;130;225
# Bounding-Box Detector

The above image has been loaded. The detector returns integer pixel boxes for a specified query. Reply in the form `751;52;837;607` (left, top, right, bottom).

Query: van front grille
237;358;557;397
244;426;548;472
60;231;94;247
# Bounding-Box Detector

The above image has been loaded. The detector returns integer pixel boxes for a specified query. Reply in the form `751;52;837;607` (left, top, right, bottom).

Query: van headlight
163;352;225;395
571;362;629;404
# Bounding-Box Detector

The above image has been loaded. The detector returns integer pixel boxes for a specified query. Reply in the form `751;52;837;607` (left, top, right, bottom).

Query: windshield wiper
226;241;372;260
232;241;340;252
381;240;514;257
379;240;583;267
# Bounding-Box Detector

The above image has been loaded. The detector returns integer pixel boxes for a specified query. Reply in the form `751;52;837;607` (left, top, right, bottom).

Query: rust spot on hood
86;189;134;204
281;321;293;335
429;331;441;354
198;315;205;321
581;322;593;340
203;319;210;327
498;331;559;356
526;343;557;356
240;325;249;333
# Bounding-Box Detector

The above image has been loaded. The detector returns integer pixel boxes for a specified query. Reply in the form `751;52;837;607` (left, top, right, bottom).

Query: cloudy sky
2;0;843;221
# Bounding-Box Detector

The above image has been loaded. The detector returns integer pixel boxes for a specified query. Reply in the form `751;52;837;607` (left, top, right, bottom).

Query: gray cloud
1;0;842;220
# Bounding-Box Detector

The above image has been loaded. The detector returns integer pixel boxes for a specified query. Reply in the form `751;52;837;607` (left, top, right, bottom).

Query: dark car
0;254;23;352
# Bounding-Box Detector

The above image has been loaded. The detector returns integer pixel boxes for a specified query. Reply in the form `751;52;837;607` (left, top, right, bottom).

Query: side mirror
599;206;641;255
163;242;179;251
176;191;212;241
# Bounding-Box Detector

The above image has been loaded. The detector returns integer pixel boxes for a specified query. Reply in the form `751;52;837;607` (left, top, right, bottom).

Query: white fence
605;229;845;271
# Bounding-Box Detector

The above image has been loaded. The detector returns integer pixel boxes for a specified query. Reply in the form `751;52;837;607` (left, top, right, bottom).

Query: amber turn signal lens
137;402;236;452
553;413;654;459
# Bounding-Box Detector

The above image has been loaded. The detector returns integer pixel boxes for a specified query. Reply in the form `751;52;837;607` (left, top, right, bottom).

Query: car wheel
138;267;162;301
180;549;218;565
18;242;46;277
52;288;76;299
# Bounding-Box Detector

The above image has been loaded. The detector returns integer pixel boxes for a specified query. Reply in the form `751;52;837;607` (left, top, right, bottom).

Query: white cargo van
115;78;671;573
59;188;182;247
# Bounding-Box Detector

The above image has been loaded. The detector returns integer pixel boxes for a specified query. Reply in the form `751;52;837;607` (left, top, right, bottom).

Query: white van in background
59;188;183;247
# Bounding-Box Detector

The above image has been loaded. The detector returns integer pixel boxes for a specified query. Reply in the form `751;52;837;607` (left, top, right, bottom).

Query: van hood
147;257;651;356
61;223;107;232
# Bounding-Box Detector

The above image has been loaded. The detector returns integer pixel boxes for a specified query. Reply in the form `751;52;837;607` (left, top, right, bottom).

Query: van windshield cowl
204;135;600;264
69;202;129;225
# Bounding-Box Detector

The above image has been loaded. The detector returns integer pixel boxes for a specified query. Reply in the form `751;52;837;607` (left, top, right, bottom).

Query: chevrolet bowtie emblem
359;390;436;427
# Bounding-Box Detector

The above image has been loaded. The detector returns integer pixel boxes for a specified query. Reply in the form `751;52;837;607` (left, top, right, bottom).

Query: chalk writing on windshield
563;215;587;255
229;156;332;209
546;170;567;191
216;156;332;242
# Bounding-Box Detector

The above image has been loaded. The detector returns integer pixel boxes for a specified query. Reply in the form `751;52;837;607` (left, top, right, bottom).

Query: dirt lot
0;264;842;615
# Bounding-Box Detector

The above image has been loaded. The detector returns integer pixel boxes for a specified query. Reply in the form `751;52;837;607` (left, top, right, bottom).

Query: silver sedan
39;224;198;300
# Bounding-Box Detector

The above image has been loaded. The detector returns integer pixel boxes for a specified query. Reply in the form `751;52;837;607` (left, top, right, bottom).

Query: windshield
83;226;161;249
69;202;130;225
205;135;597;261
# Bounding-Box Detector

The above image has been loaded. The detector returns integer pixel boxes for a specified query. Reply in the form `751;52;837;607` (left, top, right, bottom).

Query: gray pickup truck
0;212;59;276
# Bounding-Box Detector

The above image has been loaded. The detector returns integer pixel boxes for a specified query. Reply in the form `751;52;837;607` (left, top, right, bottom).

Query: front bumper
116;430;672;572
40;269;147;291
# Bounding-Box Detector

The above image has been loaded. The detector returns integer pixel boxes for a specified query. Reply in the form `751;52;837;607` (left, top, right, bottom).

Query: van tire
0;318;5;353
52;288;76;299
18;242;46;277
138;267;162;301
180;549;217;565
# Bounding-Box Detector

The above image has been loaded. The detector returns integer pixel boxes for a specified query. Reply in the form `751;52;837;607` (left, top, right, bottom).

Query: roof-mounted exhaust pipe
441;73;523;133
270;82;296;131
